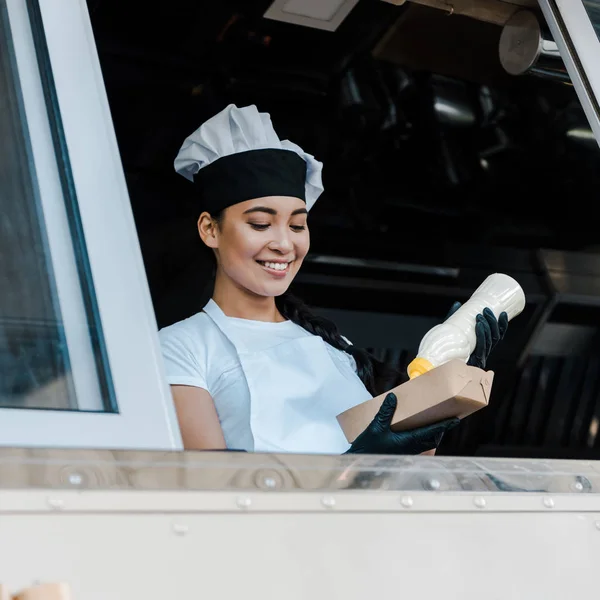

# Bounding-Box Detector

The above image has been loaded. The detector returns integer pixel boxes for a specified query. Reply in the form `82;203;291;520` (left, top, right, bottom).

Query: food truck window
0;0;180;449
4;0;600;459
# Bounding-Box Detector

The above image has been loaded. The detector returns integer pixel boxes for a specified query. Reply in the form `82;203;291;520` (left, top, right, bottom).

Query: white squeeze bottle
407;273;526;379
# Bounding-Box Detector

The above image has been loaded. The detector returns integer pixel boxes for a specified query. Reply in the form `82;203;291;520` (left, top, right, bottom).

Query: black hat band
193;148;307;214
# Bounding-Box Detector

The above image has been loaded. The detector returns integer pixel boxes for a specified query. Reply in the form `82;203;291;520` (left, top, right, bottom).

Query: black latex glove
346;392;460;455
446;302;508;370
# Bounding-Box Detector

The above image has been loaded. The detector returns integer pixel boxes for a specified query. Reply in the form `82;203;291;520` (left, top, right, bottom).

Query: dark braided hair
201;210;398;396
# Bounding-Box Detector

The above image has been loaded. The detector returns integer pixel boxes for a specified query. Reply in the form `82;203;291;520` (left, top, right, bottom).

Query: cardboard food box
337;359;494;443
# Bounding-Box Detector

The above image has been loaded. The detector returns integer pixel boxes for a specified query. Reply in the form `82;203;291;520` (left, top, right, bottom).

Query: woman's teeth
259;261;289;271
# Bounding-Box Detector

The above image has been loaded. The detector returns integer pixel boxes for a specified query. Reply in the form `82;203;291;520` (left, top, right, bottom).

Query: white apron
203;301;372;454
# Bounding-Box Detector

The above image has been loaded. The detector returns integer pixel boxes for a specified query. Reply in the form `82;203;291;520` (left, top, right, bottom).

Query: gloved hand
446;302;508;370
345;392;460;455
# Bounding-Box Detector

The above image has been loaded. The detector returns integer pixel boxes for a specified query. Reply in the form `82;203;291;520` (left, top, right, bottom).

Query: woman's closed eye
249;222;306;232
249;222;270;231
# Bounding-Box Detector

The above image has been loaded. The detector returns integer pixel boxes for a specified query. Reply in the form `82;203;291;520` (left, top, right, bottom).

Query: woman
160;104;508;455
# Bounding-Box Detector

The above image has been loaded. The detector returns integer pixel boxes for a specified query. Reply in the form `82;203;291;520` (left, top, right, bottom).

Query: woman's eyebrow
243;207;308;216
243;206;277;215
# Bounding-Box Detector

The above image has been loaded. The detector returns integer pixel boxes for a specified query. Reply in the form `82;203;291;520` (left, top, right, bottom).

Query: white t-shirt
159;307;358;451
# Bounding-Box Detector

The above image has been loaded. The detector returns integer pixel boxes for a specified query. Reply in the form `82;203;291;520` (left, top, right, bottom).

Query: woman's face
199;196;310;298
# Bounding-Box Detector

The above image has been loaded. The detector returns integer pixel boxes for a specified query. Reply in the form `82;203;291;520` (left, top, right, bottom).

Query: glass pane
583;0;600;41
0;2;114;412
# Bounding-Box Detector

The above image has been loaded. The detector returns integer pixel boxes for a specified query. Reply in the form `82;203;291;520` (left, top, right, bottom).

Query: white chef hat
174;104;324;213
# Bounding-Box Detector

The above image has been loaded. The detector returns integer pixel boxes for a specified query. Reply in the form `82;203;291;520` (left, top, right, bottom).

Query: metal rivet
595;520;600;531
172;523;189;536
68;473;82;486
400;496;413;509
236;496;252;509
254;469;284;491
474;496;486;509
47;497;64;510
321;496;336;509
572;481;584;492
543;497;555;509
428;478;441;491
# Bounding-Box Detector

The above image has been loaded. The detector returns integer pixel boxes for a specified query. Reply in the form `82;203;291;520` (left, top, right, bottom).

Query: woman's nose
268;231;293;253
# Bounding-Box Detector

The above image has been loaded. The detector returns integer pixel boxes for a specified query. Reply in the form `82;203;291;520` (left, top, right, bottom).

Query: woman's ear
198;212;219;249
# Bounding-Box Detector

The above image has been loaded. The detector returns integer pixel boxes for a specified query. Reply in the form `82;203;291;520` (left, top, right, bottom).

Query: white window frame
1;0;182;449
538;0;600;146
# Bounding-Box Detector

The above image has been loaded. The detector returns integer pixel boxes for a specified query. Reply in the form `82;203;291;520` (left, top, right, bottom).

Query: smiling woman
158;104;504;455
198;199;310;305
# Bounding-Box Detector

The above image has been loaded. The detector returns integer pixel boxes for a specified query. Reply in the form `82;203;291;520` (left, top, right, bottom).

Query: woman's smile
255;259;293;278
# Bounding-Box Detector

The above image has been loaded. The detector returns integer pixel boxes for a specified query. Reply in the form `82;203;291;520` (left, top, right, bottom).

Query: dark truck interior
87;0;600;459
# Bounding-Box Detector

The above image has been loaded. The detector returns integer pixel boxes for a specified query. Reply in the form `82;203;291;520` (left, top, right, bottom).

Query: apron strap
202;299;249;353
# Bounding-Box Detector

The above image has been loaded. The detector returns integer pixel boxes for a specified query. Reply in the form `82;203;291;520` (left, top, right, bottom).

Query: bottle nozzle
407;357;435;379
